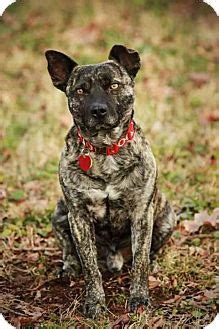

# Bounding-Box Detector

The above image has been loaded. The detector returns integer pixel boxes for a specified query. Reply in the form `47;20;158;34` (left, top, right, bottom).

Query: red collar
77;120;135;156
77;120;135;171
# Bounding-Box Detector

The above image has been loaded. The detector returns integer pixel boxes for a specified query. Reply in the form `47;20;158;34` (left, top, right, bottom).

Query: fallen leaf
204;289;218;300
208;208;219;227
149;276;160;289
35;290;41;300
15;315;42;326
182;209;219;233
111;313;130;328
26;253;39;262
162;295;182;304
182;218;202;233
187;282;199;288
189;72;209;87
199;111;219;125
136;305;146;314
204;113;219;123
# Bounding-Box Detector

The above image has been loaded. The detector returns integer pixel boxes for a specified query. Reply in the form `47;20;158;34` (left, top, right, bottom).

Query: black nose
90;104;107;119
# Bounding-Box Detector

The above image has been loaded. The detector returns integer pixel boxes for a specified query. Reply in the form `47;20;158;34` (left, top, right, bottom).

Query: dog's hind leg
52;198;81;276
151;190;176;258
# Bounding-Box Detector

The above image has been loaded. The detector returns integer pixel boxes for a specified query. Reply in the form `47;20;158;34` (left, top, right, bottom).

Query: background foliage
0;0;218;327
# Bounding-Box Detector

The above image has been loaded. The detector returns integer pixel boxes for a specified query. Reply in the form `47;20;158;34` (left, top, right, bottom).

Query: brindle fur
45;45;176;318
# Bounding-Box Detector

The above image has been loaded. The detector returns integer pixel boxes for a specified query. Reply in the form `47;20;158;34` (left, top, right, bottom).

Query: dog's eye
76;88;84;95
110;83;119;90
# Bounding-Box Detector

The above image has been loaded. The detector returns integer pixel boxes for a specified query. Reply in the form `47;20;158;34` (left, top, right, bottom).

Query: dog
45;45;176;318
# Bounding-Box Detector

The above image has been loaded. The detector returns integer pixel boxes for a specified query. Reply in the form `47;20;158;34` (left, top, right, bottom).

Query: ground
0;0;218;327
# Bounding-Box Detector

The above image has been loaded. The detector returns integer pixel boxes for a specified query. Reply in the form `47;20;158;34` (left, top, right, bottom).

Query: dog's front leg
68;210;105;318
129;202;154;312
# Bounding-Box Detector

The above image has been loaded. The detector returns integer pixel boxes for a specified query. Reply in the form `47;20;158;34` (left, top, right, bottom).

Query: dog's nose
90;104;107;119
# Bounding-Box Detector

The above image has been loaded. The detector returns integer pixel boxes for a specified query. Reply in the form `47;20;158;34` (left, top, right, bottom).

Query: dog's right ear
45;50;78;92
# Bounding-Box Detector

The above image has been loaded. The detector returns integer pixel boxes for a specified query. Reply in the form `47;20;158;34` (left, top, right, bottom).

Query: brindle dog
45;45;176;318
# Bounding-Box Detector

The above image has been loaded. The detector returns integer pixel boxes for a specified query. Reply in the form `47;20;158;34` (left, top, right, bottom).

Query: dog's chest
84;155;139;229
89;154;120;177
85;180;122;224
86;184;129;232
62;132;151;227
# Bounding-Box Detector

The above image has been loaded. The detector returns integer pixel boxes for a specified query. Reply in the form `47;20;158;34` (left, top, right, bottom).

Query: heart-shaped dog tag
78;154;92;171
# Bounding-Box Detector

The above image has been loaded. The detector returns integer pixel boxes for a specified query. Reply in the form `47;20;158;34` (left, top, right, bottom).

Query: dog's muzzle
85;106;119;131
90;103;108;120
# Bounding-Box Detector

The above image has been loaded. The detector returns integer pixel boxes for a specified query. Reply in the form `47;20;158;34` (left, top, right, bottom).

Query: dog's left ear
45;50;78;92
108;45;141;78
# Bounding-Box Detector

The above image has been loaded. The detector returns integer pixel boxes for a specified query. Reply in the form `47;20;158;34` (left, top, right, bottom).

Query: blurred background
0;0;218;326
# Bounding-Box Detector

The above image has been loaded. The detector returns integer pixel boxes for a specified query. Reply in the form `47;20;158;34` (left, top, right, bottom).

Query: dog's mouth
88;122;120;137
77;119;124;147
83;118;121;136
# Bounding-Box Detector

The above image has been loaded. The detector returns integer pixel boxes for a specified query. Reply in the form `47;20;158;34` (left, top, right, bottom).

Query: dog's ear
45;50;78;92
108;45;140;78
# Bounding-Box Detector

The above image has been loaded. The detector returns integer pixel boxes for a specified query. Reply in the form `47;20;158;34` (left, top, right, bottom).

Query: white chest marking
103;155;119;174
105;185;121;200
85;184;121;219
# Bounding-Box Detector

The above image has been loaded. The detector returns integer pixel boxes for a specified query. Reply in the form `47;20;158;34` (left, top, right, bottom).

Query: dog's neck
77;119;135;155
75;114;134;148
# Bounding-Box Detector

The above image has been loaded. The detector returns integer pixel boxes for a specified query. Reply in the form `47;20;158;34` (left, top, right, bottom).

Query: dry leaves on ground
182;208;219;233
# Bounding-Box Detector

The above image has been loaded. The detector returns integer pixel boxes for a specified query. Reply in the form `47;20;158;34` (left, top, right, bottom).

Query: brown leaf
205;113;219;122
207;208;219;227
182;218;202;233
149;275;160;289
111;313;130;328
182;209;219;233
162;295;182;304
136;305;146;314
204;289;218;300
26;253;39;262
199;111;219;125
189;72;209;87
15;315;42;326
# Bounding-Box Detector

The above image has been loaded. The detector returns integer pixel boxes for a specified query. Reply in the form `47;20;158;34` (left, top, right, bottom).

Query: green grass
0;0;218;327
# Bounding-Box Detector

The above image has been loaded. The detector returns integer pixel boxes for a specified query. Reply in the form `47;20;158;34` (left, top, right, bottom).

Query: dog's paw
129;293;150;313
84;294;106;319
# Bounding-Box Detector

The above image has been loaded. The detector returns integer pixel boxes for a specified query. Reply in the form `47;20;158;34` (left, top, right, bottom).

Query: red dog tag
78;154;92;171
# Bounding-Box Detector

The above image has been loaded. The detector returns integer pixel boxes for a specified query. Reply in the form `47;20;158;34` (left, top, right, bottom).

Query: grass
0;0;218;327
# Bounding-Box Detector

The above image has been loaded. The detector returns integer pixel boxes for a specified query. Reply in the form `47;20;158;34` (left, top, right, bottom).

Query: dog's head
45;45;140;146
